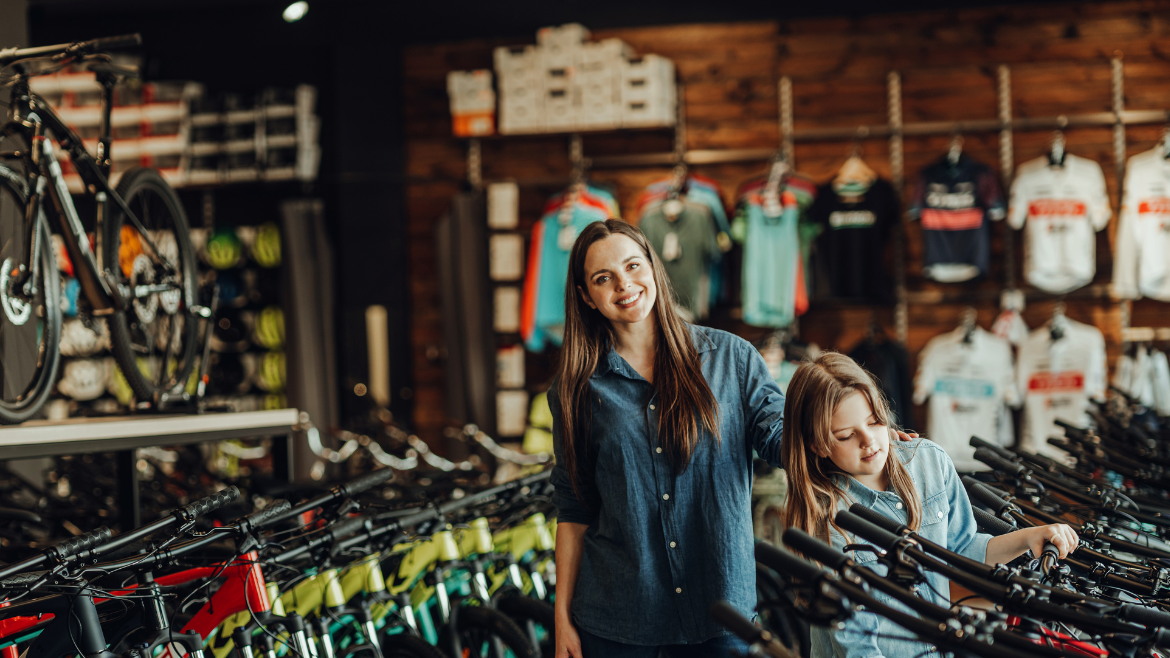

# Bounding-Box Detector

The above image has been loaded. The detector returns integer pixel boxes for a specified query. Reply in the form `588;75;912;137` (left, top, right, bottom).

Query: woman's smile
615;291;642;307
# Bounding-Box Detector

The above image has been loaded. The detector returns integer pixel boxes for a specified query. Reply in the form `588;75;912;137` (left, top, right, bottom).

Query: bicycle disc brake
0;258;31;325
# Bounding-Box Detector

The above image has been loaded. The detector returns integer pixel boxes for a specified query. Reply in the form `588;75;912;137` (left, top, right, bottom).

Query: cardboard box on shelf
580;39;634;68
499;90;545;135
497;345;526;389
488;182;520;229
494;45;542;80
537;23;590;48
544;85;581;131
494;286;521;333
621;55;676;103
578;96;620;131
621;95;676;128
496;389;530;437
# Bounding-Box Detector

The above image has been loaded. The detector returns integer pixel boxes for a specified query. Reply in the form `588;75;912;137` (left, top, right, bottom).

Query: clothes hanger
959;306;978;344
947;133;964;166
1048;130;1067;167
835;136;877;188
762;150;789;216
1050;300;1067;341
663;161;688;220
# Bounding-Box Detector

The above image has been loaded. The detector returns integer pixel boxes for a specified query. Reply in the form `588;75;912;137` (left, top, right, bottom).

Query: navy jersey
909;154;1006;282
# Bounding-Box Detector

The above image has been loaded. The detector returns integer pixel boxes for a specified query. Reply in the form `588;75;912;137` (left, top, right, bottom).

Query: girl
782;352;1079;658
550;219;789;658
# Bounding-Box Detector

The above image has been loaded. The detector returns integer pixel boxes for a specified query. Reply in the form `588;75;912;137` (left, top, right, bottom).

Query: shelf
0;407;300;460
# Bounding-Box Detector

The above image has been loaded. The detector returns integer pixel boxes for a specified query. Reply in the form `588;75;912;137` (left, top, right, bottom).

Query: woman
550;219;916;657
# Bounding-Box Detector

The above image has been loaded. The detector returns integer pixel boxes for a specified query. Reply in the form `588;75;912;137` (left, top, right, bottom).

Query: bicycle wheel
495;593;554;658
0;165;61;423
380;633;447;658
438;605;535;658
104;167;198;404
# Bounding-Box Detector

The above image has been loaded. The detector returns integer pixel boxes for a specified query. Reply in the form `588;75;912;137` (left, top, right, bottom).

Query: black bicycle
0;34;201;422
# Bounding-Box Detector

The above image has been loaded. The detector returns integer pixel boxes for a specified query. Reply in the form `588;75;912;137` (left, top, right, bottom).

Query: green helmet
205;227;243;270
254;306;285;349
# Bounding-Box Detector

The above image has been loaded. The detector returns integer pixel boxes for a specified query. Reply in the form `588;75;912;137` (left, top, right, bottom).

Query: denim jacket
809;438;992;658
550;324;786;645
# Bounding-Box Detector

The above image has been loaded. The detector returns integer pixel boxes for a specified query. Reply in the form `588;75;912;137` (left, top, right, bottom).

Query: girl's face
579;234;658;326
827;390;890;489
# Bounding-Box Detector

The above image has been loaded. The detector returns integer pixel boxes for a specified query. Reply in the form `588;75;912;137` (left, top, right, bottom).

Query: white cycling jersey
1009;154;1111;294
1113;148;1170;300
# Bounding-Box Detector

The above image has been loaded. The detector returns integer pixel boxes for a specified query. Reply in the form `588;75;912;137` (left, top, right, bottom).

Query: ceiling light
283;1;309;22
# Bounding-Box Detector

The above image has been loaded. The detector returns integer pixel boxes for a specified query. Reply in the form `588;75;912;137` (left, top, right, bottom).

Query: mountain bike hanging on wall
0;34;200;422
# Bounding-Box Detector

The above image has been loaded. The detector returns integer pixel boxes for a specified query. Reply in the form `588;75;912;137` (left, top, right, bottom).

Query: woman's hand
892;429;919;442
555;614;583;658
1025;523;1080;559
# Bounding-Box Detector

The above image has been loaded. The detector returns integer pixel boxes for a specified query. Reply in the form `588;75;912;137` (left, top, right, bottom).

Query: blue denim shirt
550;324;785;645
810;439;992;658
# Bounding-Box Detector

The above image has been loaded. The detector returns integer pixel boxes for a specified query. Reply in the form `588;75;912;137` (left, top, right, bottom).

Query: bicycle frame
1;68;182;315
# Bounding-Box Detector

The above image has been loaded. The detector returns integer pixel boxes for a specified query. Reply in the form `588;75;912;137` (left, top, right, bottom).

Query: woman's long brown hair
781;352;922;547
555;219;720;502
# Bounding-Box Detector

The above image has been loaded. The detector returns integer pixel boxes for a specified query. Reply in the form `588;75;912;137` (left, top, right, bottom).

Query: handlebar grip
783;528;851;570
329;516;367;542
242;499;292;530
836;509;901;551
968;436;1015;460
337;469;394;499
0;570;44;590
1053;419;1089;438
846;503;908;536
86;34;142;52
971;507;1016;536
1118;603;1170;629
175;486;241;523
964;480;1013;515
709;600;763;645
755;541;824;583
49;526;112;561
973;447;1025;476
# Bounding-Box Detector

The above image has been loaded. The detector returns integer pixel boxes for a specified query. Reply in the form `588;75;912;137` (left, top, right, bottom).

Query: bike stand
156;282;227;414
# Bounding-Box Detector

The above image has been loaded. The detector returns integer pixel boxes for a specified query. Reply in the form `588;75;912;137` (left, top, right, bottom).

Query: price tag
662;232;681;261
663;198;684;218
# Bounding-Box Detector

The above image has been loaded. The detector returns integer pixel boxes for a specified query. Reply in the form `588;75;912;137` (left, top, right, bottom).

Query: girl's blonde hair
781;352;922;547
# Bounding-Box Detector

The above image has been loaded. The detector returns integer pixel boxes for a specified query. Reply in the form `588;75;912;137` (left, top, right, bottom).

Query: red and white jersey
913;327;1020;472
1017;318;1106;461
1009;155;1111;294
1113;148;1170;301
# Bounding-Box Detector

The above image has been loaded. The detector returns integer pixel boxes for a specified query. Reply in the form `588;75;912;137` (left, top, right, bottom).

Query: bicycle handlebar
48;526;113;561
971;507;1016;536
0;34;141;67
239;500;291;533
175;486;240;523
963;479;1015;517
264;469;394;528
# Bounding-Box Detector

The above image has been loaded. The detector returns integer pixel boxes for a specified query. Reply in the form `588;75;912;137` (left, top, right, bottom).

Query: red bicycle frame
0;550;270;655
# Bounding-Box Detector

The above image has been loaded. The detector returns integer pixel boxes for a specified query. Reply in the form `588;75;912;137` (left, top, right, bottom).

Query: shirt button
670;541;677;548
656;447;662;453
650;404;656;410
663;494;670;501
675;588;682;594
937;510;944;519
895;502;903;510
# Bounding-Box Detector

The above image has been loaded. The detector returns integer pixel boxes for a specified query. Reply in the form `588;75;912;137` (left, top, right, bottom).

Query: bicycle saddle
86;61;139;81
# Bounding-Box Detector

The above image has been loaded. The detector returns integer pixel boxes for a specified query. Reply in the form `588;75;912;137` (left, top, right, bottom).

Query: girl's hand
892;429;919;442
1027;524;1080;559
556;615;583;658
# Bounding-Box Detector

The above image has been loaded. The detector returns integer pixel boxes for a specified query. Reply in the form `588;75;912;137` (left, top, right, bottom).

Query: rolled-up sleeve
943;453;992;563
549;383;600;525
741;343;786;467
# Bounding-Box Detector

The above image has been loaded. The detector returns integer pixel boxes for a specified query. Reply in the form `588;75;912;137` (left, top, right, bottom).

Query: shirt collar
591;323;714;379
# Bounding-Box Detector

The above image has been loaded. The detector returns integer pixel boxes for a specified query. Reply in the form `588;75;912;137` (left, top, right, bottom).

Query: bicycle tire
380;633;447;658
494;593;553;658
438;604;535;658
103;167;198;404
0;165;61;423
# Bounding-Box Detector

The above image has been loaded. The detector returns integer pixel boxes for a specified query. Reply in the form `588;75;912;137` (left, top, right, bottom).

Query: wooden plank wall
404;2;1170;445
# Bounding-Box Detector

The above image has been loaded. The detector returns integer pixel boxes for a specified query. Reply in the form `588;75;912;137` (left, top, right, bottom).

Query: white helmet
60;318;109;357
57;358;110;401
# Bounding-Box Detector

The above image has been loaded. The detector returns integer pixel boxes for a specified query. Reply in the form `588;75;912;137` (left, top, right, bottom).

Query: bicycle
0;34;202;422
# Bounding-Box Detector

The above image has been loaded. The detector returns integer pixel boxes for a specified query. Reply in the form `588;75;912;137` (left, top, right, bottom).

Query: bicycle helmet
57;358;109;401
254;306;285;349
62;277;80;317
215;270;246;308
252;222;282;268
209;308;252;352
205;227;243;270
263;393;287;410
253;351;286;393
118;226;145;279
59;317;109;357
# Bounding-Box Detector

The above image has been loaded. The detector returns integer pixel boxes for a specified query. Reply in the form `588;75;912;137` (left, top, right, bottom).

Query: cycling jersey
640;199;721;320
1017;318;1107;460
808;178;899;302
913;326;1019;471
909;154;1006;282
1113;148;1170;300
1008;154;1111;293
